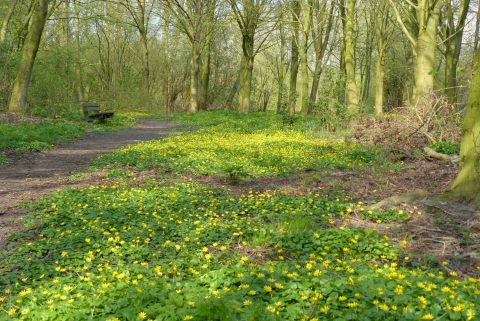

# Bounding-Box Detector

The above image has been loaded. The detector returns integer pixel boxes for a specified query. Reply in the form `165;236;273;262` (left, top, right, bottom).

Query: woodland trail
0;119;178;247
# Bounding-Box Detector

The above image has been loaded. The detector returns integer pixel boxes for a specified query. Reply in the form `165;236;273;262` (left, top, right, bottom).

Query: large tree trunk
288;0;300;115
449;49;480;204
412;24;437;103
8;0;48;113
0;0;19;44
344;0;359;115
410;1;440;104
237;30;254;113
189;44;200;113
237;54;253;113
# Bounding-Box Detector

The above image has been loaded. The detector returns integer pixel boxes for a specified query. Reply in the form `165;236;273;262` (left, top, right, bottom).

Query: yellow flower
467;309;475;321
320;305;330;314
243;300;252;306
183;316;193;321
264;285;272;293
138;311;147;319
379;303;389;312
248;290;256;295
421;314;434;320
339;296;347;302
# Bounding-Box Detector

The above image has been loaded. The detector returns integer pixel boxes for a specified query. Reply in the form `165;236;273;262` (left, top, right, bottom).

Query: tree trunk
276;26;286;113
73;0;84;101
8;0;48;113
475;5;480;52
309;0;334;109
237;54;253;113
237;29;254;113
344;0;359;115
199;34;212;111
227;73;239;110
300;0;312;115
374;47;385;116
411;3;440;104
0;0;19;44
375;45;385;116
443;0;469;104
449;49;480;204
189;44;200;113
288;0;300;115
412;28;437;103
140;32;150;94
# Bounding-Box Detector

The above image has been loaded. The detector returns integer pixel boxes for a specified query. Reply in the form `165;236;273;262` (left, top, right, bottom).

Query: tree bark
288;0;300;115
300;0;312;115
309;0;334;108
189;44;200;113
237;53;253;113
199;32;212;111
73;0;84;101
344;0;359;115
442;0;470;104
449;49;480;204
237;27;255;113
0;0;19;44
8;0;49;113
412;18;438;103
374;46;385;116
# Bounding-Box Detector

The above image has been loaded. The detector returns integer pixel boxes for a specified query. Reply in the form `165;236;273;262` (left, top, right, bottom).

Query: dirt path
0;119;178;247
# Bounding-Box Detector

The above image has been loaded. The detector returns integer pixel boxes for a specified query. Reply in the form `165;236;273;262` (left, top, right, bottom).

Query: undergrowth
1;112;477;321
95;112;382;177
0;182;478;320
0;114;139;154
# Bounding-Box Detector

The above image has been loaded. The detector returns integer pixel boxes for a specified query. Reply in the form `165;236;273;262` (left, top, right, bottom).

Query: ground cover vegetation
2;0;480;319
0;113;140;162
1;112;479;321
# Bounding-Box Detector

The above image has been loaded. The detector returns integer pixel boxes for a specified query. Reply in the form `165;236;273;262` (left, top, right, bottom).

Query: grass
428;141;461;155
0;154;9;164
0;113;140;156
0;112;478;321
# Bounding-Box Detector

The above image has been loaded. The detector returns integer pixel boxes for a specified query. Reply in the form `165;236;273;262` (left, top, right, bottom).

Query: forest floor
0;112;478;321
0;119;179;247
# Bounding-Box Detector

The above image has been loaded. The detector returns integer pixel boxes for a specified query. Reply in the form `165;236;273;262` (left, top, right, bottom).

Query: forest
1;0;480;320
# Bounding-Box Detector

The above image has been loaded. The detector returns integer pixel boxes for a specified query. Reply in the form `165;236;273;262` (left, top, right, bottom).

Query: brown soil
0;119;178;247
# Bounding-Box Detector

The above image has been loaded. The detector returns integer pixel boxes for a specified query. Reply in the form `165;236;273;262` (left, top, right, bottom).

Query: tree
450;48;480;204
388;0;442;104
373;0;394;115
287;0;301;115
0;0;19;44
229;0;275;113
308;0;335;111
342;0;359;115
122;0;157;100
165;0;216;113
8;0;49;113
440;0;470;103
299;0;312;115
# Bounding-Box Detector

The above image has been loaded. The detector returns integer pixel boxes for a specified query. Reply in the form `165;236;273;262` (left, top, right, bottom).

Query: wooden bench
82;102;114;122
